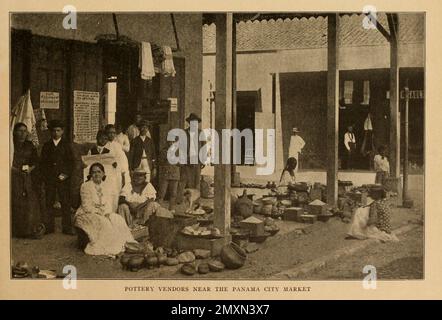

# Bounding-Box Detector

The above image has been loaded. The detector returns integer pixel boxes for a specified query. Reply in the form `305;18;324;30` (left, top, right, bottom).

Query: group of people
11;112;206;256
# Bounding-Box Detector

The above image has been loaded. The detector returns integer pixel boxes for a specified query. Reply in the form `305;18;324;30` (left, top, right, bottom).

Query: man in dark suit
40;120;74;235
128;120;156;182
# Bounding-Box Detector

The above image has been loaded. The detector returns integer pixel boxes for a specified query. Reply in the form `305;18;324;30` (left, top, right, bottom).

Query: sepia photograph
2;1;436;300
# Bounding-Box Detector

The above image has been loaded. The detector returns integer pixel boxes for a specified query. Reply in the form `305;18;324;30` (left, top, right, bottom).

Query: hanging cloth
10;89;38;145
138;42;156;80
364;114;373;131
361;114;376;159
161;46;176;77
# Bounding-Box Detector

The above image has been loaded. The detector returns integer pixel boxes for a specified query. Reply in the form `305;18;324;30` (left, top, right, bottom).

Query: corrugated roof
203;13;424;53
202;12;361;25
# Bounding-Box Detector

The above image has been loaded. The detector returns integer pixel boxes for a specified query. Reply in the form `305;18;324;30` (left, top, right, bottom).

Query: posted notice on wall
73;90;100;143
40;91;59;109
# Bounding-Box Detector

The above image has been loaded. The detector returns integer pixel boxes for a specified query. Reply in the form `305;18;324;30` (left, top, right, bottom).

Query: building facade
202;13;424;173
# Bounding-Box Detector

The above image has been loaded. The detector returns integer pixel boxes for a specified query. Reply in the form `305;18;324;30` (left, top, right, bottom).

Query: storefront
11;13;203;154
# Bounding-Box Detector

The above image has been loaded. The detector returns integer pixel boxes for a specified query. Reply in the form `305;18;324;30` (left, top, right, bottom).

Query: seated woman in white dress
118;168;160;228
279;157;297;187
74;163;136;256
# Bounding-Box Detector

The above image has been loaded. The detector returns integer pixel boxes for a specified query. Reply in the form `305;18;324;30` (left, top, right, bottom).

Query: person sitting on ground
279;157;297;187
117;168;159;228
347;187;397;242
374;145;390;186
74;163;136;256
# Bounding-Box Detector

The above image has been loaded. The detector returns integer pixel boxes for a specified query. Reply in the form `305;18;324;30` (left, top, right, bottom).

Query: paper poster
73;90;100;143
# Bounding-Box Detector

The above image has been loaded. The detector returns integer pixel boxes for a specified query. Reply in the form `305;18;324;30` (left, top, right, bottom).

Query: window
362;80;370;105
344;80;354;104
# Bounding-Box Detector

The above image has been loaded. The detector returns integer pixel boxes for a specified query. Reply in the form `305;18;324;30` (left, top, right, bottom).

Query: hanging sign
400;89;424;100
168;97;178;112
40;91;59;109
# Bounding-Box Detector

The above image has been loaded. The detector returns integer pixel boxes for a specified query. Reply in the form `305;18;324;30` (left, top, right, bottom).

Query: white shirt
374;155;390;173
344;132;356;151
96;146;106;154
116;133;130;153
106;140;129;174
288;135;305;158
139;135;148;158
120;182;156;204
52;138;61;147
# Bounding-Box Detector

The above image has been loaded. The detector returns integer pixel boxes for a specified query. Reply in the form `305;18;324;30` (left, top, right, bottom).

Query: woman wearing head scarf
74;163;135;256
11;123;45;238
347;186;397;241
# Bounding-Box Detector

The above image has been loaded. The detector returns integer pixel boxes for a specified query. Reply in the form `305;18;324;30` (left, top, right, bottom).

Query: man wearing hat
288;127;305;173
118;167;158;227
39;120;74;235
177;113;205;204
344;125;356;169
128;119;156;182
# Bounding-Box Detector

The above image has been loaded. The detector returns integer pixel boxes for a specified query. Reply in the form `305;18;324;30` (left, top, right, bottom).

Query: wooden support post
403;79;413;207
214;13;233;236
326;14;340;207
388;14;401;178
231;19;238;180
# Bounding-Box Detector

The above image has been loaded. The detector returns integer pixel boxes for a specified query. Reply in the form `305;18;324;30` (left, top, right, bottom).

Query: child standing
157;138;180;211
374;145;390;186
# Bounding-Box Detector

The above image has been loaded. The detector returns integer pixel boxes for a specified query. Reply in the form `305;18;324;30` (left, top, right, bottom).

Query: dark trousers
43;180;72;232
157;179;179;210
177;164;201;204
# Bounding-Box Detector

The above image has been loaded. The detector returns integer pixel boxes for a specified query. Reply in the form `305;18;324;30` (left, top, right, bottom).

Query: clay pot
125;242;144;254
261;204;273;216
262;197;277;205
166;258;179;266
280;200;292;207
253;201;263;214
220;242;247;269
127;255;145;271
145;256;159;268
157;254;168;265
120;254;132;269
181;263;196;276
208;260;225;272
177;251;196;264
198;263;210;274
235;190;254;218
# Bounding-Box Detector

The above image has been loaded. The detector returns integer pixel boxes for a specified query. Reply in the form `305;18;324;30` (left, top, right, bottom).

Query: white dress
74;180;135;256
347;206;398;242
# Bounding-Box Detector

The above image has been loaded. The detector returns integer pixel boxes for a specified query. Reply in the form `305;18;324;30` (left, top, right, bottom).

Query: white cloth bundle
139;42;155;80
162;45;176;77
